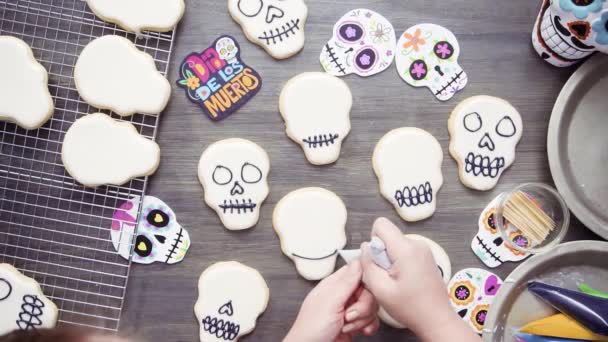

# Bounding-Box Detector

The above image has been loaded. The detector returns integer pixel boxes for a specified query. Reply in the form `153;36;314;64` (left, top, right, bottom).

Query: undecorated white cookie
373;128;443;222
228;0;307;59
0;263;58;334
273;187;347;281
62;113;160;187
448;95;523;191
194;261;269;342
0;36;53;130
74;35;171;116
85;0;185;34
279;72;352;165
198;138;270;231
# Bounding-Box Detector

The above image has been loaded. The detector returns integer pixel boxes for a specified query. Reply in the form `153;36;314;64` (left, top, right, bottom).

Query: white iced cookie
194;261;269;342
228;0;307;59
0;263;58;334
0;36;53;130
62;113;160;187
373;128;443;222
448;95;523;191
279;72;352;165
377;234;451;329
273;187;347;281
198;138;270;231
85;0;185;34
74;35;171;116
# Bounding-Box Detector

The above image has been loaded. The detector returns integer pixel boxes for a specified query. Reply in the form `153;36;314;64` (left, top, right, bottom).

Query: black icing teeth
258;19;301;45
165;227;184;263
324;44;346;74
203;316;240;341
17;295;45;330
475;236;503;264
302;134;339;148
219;199;256;214
434;70;465;96
464;152;505;178
394;182;433;208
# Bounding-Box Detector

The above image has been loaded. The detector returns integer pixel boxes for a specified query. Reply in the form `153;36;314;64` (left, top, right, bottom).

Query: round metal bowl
482;240;608;342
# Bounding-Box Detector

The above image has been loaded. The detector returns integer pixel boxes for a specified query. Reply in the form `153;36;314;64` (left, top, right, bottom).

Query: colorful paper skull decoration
471;194;532;268
215;36;239;64
227;0;308;59
320;9;396;77
110;196;191;265
198;138;270;230
448;268;503;334
533;0;608;67
396;23;468;101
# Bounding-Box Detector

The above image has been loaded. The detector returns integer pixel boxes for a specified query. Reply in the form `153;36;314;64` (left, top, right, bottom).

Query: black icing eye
241;162;262;184
570;0;595;6
134;235;153;257
463;112;482;132
337;22;364;43
0;279;12;301
146;209;170;228
496;116;516;137
212;165;233;185
434;41;455;59
237;0;263;17
354;48;377;72
409;59;428;81
438;266;444;278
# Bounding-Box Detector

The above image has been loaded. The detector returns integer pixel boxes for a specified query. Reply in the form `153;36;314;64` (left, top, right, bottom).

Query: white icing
0;263;58;335
273;187;347;280
85;0;185;34
74;35;171;116
198;138;270;231
448;95;523;191
396;23;467;101
279;72;352;165
194;261;269;342
373;128;443;222
0;36;53;130
320;9;396;77
61;113;160;187
228;0;307;59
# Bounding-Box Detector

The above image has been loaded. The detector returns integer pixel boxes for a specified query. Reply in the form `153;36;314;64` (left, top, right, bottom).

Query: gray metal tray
548;55;608;240
482;240;608;342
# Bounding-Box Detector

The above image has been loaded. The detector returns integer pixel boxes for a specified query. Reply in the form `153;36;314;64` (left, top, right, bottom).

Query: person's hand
284;261;380;342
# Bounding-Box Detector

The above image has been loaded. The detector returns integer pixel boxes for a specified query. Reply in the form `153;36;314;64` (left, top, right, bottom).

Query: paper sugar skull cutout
110;196;191;264
227;0;307;59
320;9;396;77
396;24;468;101
373;128;443;222
532;0;608;67
279;72;352;165
216;36;239;64
0;263;58;335
194;261;269;342
273;187;347;280
448;268;503;334
198;138;270;230
449;96;523;191
471;194;532;268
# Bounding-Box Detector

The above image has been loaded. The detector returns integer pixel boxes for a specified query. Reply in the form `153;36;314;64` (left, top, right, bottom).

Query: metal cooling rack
0;0;176;332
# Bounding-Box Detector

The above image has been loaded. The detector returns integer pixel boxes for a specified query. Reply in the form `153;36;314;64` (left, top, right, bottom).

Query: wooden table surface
120;0;602;341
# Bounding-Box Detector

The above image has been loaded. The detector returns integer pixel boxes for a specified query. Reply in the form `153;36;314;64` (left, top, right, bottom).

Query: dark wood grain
120;1;602;341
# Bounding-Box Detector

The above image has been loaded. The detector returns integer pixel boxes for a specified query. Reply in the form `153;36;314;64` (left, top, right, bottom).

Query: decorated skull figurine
198;138;270;230
320;9;396;77
448;96;523;191
396;23;468;101
216;36;239;64
532;0;608;67
227;0;308;59
111;196;191;265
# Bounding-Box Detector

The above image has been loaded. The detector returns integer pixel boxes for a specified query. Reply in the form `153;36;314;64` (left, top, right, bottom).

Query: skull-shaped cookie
396;23;468;101
198;138;270;230
373;128;443;222
111;196;191;264
194;261;269;342
320;8;396;77
279;72;352;165
471;194;532;268
532;0;608;67
273;187;347;281
228;0;307;59
448;96;523;191
448;268;503;334
215;36;239;64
